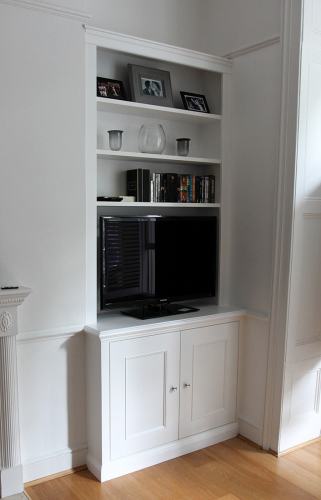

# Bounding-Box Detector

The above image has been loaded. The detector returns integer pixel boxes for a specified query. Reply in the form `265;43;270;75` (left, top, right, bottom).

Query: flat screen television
99;215;218;319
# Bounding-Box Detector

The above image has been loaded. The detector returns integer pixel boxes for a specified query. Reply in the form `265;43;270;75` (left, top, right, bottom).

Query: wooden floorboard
25;437;321;500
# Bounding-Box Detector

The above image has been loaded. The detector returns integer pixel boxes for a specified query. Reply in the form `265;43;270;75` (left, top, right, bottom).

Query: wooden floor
26;437;321;500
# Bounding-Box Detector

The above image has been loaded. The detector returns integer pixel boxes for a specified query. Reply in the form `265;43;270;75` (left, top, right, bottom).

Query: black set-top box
127;169;150;202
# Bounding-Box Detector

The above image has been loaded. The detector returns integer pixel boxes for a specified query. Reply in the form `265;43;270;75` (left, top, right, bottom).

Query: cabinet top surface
85;301;245;339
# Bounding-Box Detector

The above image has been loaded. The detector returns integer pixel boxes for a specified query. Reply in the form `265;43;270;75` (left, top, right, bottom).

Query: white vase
138;124;166;154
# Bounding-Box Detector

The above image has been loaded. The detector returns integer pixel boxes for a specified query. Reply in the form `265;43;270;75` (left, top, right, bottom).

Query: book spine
150;179;154;202
156;173;160;202
160;174;165;202
192;176;196;203
143;169;150;202
210;175;215;203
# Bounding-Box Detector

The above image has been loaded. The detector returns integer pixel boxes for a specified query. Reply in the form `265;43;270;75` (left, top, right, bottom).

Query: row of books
127;169;216;204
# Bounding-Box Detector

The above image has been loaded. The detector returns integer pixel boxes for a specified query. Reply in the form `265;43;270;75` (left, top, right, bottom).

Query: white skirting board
238;418;263;445
88;423;239;482
22;445;87;483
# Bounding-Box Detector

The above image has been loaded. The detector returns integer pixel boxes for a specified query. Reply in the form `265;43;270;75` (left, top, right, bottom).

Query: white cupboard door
179;322;238;439
110;332;180;459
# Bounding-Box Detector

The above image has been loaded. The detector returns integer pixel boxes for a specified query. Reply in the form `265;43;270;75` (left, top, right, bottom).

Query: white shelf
97;150;221;166
97;202;220;208
97;98;222;123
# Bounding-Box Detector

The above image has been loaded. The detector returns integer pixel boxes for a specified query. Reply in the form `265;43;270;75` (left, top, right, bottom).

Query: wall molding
238;417;263;446
262;0;303;452
224;36;281;60
23;444;87;483
84;25;232;74
18;324;84;343
0;0;91;21
18;309;269;344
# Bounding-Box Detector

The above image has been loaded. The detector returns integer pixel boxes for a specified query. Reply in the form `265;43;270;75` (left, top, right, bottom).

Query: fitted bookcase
85;27;232;323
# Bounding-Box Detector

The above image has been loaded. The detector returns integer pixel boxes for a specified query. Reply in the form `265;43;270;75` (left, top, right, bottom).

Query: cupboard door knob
170;386;178;392
184;383;191;388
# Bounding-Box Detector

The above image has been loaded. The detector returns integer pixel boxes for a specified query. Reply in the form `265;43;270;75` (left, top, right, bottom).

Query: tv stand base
121;302;199;320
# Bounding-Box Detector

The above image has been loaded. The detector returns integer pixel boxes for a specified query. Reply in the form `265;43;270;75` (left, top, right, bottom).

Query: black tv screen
99;216;218;310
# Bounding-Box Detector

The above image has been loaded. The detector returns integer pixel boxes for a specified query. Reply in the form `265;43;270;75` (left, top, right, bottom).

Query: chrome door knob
184;383;191;388
170;386;178;392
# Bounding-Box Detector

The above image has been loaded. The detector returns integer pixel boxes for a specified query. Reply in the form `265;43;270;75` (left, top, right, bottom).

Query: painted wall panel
304;60;321;198
204;0;281;56
17;333;86;481
228;44;282;313
0;4;86;332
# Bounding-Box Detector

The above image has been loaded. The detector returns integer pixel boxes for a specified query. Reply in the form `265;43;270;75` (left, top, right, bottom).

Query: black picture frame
128;64;173;107
97;77;126;100
180;91;210;114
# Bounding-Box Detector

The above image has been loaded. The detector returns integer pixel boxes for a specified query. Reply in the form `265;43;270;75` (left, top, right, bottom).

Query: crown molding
224;35;281;60
0;0;91;21
84;25;232;74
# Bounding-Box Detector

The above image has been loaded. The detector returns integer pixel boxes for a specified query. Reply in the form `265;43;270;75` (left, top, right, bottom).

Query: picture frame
97;77;126;100
128;64;173;107
180;91;210;113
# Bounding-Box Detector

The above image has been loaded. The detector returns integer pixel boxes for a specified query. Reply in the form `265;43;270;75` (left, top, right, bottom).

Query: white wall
89;0;209;53
204;0;281;56
0;4;86;333
0;0;283;480
228;43;282;314
0;1;87;481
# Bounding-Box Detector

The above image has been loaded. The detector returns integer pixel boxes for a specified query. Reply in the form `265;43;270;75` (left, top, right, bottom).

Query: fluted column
0;287;30;499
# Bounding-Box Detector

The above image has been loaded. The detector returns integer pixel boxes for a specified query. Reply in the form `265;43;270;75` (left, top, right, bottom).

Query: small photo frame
128;64;173;107
97;77;126;100
180;91;210;113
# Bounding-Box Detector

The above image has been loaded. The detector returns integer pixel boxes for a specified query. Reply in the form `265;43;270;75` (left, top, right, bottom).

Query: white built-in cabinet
179;322;238;438
85;28;241;483
110;331;180;459
86;313;241;482
110;322;238;460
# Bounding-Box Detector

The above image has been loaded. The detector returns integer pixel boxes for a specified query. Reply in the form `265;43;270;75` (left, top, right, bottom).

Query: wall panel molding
18;325;84;343
0;0;91;21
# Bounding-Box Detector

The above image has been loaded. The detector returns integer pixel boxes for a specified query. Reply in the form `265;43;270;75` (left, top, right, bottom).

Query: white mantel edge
0;287;31;308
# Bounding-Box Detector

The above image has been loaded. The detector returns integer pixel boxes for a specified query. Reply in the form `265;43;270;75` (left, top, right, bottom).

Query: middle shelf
97;201;221;208
96;150;221;166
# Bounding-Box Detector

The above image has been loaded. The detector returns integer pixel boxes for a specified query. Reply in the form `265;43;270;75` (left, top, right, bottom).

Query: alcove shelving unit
84;26;240;485
85;27;232;323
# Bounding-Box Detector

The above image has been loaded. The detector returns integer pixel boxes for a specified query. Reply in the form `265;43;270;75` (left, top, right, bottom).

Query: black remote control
97;196;123;202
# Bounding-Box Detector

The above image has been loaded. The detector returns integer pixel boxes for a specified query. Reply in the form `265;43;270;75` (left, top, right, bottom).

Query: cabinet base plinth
88;422;238;483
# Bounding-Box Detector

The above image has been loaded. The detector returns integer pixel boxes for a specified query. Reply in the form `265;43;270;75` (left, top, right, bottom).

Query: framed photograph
97;77;126;100
128;64;173;107
180;91;210;113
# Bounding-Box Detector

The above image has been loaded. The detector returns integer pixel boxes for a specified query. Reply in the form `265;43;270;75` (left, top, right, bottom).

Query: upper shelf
97;98;222;123
97;150;221;166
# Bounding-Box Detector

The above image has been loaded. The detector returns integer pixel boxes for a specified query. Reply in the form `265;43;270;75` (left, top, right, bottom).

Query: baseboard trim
22;445;87;483
238;418;263;446
89;422;238;482
275;436;321;457
24;465;87;488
